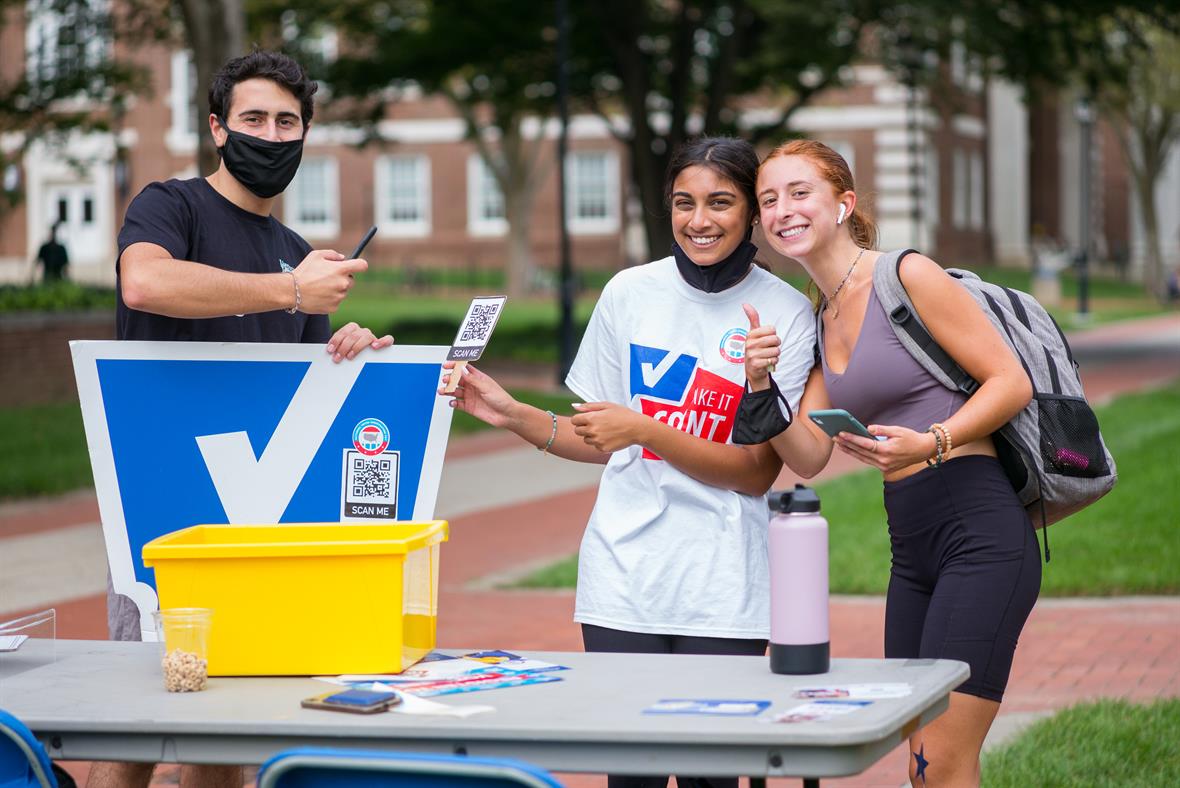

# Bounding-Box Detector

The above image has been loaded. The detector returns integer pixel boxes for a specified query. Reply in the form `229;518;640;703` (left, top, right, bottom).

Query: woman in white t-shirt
440;136;819;788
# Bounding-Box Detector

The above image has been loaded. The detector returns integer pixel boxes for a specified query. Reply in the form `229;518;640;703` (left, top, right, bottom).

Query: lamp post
1074;97;1094;321
555;0;575;383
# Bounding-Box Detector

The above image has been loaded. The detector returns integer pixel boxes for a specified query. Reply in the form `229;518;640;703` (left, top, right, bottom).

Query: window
25;0;109;86
375;155;431;237
167;50;199;150
467;154;507;236
285;157;339;239
566;151;619;234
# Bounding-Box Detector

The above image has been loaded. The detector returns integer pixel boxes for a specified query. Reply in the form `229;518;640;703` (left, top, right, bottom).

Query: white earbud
837;204;847;225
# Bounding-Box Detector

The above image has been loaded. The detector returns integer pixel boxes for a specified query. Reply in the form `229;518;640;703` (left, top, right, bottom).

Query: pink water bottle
769;484;830;674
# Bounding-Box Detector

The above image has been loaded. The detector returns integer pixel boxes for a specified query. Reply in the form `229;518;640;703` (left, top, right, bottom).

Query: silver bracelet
285;271;301;315
539;410;557;454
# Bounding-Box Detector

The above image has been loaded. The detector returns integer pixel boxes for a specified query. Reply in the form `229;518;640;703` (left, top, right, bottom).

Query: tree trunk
503;186;536;299
632;150;672;262
1134;175;1167;302
176;0;246;176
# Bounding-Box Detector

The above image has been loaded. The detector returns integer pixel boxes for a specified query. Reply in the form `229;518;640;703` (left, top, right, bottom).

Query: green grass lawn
981;699;1180;786
511;380;1180;594
0;402;93;499
330;265;1174;362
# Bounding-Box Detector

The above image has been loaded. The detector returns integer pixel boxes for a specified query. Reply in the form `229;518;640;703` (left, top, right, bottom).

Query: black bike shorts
883;455;1041;702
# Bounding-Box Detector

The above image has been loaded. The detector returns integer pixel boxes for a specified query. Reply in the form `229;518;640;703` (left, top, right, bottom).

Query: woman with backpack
442;136;823;788
739;139;1041;787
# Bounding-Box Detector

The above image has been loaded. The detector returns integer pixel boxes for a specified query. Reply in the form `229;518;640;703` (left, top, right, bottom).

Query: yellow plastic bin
142;521;448;676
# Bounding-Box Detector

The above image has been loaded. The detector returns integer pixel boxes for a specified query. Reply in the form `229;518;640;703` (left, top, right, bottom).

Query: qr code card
448;296;507;361
341;449;399;520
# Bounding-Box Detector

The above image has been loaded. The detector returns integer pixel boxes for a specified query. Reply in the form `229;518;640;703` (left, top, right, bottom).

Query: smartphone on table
301;687;402;714
808;409;887;441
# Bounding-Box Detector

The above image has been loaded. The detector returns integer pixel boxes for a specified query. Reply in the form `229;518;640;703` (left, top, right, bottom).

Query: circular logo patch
719;327;748;363
352;418;390;456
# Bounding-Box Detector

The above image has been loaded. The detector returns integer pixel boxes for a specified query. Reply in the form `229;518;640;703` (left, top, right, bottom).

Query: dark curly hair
208;50;318;129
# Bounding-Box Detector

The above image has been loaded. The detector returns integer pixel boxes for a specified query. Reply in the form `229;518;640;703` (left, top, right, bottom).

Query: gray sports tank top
820;285;967;432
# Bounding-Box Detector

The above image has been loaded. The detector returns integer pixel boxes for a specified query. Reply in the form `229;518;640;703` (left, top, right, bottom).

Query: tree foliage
255;0;559;295
1089;18;1180;301
570;0;877;258
0;0;164;213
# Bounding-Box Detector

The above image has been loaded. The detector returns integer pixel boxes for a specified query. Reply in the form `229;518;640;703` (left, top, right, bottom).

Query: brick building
2;4;1172;288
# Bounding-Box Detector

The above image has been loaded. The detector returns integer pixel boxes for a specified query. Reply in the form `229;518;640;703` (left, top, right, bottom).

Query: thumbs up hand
742;303;780;391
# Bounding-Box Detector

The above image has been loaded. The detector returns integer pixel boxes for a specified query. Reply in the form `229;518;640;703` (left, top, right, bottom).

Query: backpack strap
875;249;980;396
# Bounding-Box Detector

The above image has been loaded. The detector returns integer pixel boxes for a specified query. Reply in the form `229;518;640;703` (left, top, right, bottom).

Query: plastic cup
153;608;212;692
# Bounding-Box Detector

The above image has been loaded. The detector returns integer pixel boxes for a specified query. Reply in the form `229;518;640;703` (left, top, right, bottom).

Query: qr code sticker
342;450;398;520
351;456;392;499
460;303;501;343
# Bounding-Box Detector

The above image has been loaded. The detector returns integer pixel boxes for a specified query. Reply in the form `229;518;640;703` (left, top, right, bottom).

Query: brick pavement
3;313;1178;787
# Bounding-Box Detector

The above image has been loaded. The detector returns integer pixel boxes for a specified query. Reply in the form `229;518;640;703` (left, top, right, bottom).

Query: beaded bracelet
284;271;301;315
539;410;558;454
926;426;944;467
931;422;953;459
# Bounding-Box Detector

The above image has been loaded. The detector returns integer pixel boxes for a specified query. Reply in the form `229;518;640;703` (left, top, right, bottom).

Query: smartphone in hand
301;688;402;714
808;409;887;441
348;225;378;260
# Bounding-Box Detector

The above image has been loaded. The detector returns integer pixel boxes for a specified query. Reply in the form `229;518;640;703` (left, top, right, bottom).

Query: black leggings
883;455;1041;703
581;624;767;788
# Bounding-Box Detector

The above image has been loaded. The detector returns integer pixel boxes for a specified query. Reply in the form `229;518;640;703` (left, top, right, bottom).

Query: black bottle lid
768;483;821;513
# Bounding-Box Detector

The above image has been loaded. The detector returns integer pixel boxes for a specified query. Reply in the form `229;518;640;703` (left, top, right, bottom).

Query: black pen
348;225;378;260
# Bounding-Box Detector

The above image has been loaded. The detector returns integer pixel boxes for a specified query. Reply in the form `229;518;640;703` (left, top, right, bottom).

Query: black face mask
732;377;794;445
671;238;758;293
216;117;304;199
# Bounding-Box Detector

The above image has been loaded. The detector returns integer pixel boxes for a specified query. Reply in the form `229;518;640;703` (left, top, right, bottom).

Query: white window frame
375;154;431;238
284;156;340;240
25;0;109;86
166;50;198;153
566;150;620;235
467;154;508;237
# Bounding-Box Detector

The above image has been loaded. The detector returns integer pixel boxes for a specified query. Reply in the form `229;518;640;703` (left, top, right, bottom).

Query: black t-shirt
115;177;330;343
37;240;69;281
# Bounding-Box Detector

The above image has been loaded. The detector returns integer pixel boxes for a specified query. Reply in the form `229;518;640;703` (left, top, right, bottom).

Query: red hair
760;139;879;250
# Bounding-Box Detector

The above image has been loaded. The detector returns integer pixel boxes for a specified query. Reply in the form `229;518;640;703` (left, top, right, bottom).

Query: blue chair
257;748;564;788
0;709;56;788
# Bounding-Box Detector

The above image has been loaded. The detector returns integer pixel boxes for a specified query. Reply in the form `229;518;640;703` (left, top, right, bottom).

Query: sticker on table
644;699;771;716
462;651;569;673
794;683;912;700
341;449;399;520
768;699;873;724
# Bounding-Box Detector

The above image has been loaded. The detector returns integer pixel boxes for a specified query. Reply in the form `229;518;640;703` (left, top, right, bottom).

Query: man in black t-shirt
32;223;69;282
92;51;393;788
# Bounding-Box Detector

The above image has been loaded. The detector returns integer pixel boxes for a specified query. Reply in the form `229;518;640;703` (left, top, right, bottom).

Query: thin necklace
826;247;866;318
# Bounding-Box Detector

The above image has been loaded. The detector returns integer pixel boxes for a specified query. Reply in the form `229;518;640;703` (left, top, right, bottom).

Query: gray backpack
871;249;1117;559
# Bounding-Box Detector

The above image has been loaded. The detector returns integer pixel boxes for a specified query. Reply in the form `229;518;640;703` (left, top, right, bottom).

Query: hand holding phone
808;409;887;441
301;688;401;714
